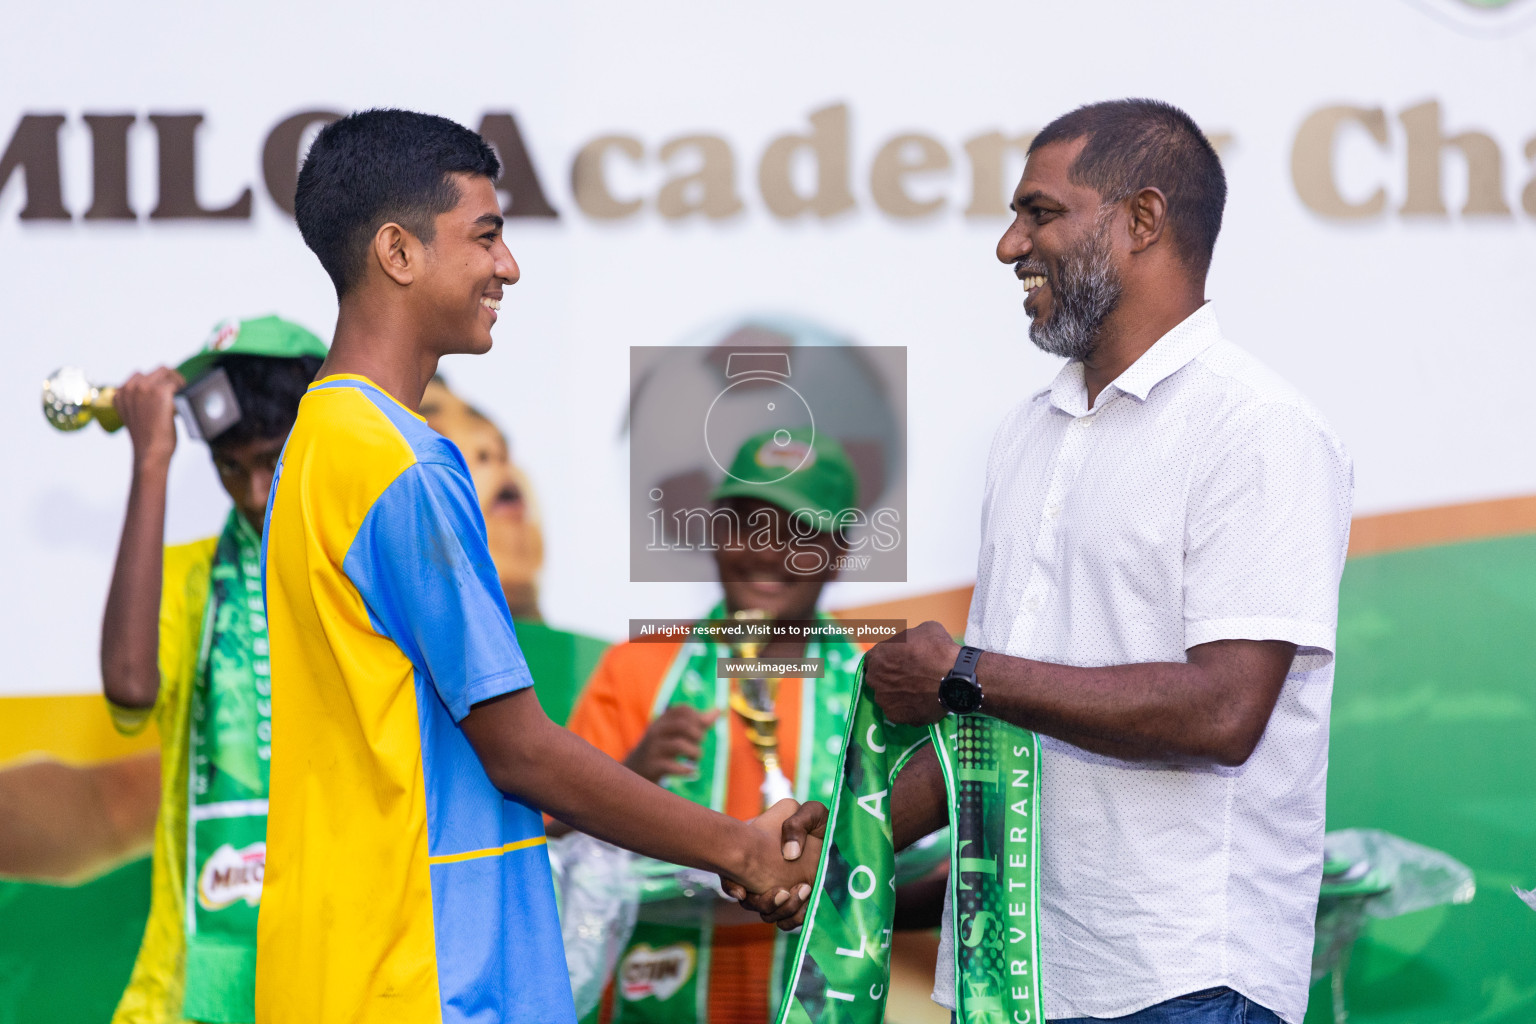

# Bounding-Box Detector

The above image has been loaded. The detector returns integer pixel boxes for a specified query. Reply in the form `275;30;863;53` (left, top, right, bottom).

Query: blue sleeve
344;458;534;721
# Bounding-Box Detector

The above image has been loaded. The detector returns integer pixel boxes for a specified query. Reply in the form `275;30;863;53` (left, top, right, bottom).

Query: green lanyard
183;509;271;1023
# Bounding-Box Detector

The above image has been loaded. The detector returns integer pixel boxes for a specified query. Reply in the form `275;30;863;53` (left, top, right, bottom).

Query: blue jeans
952;989;1284;1024
1052;987;1284;1024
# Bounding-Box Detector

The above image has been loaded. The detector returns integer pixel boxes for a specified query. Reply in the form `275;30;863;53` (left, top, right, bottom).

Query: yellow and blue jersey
257;375;573;1024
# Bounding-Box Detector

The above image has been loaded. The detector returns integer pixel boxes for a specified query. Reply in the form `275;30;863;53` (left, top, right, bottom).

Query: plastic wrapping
548;832;641;1018
1325;828;1475;918
1515;885;1536;912
631;855;730;903
1311;829;1475;1024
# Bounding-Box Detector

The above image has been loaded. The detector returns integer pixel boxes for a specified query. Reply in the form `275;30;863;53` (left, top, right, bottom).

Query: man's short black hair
294;109;501;297
209;354;324;448
1030;99;1226;275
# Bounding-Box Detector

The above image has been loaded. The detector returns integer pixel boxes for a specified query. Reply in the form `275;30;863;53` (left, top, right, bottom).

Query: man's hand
115;367;184;468
863;620;959;725
623;706;719;783
722;800;828;930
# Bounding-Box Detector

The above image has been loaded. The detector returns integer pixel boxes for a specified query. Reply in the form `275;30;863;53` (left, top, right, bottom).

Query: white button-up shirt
934;304;1353;1024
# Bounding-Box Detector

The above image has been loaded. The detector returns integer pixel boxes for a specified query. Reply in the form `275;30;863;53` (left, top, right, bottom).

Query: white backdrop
4;0;1534;697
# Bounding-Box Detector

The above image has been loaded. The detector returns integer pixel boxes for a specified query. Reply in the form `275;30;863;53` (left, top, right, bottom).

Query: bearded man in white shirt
764;99;1355;1024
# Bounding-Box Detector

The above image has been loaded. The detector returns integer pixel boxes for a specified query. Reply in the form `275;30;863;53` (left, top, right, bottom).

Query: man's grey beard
1028;212;1123;361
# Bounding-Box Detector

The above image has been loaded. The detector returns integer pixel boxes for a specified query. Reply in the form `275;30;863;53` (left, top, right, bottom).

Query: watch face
940;674;983;715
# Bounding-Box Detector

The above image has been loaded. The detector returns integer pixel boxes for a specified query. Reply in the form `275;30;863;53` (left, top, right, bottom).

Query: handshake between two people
617;704;829;928
725;798;831;930
694;621;968;927
721;620;964;926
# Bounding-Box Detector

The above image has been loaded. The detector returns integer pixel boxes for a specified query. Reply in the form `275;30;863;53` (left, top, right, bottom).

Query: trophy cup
42;367;123;433
43;365;243;442
727;608;795;810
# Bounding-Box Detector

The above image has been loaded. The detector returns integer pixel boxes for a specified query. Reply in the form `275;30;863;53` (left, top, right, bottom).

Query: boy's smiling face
418;173;519;357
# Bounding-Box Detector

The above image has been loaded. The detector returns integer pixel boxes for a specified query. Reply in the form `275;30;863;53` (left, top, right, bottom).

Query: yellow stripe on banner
428;835;548;866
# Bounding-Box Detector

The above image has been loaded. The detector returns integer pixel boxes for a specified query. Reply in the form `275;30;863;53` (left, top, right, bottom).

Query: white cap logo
207;319;241;352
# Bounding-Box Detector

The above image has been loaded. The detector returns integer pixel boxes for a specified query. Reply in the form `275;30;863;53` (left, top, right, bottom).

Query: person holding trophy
564;426;943;1024
93;316;327;1024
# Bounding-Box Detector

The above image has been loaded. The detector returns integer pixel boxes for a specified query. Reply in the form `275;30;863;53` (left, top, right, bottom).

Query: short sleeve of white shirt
1183;402;1353;657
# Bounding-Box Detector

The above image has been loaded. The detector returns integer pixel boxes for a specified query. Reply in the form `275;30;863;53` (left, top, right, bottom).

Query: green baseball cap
176;315;328;383
710;426;859;531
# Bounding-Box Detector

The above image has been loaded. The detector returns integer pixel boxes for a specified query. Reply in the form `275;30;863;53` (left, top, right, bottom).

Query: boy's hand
624;706;718;783
115;367;185;468
724;799;828;930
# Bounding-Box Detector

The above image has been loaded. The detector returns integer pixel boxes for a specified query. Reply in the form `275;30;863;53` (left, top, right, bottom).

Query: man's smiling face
997;138;1125;360
419;173;519;356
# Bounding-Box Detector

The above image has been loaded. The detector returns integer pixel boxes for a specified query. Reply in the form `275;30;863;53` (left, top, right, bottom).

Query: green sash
775;662;1043;1024
183;510;271;1023
607;609;858;1024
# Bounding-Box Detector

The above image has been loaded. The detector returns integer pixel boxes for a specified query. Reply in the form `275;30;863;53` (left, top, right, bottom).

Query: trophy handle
91;387;123;432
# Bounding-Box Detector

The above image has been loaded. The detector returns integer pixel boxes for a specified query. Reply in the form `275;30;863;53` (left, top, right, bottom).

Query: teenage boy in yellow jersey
100;316;327;1024
258;109;818;1024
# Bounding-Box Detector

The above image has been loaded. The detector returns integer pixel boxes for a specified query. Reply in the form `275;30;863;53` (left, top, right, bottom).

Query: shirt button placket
1007;412;1097;652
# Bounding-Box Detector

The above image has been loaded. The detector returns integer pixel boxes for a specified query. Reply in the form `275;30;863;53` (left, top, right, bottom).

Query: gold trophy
728;608;795;810
42;367;123;433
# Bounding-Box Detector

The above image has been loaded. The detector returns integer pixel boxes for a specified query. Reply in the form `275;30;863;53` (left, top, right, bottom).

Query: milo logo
617;942;696;1002
197;841;265;911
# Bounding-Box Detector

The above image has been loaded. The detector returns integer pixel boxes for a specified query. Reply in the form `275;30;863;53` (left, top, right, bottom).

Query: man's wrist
939;645;986;715
975;651;994;712
933;641;962;681
972;651;1028;721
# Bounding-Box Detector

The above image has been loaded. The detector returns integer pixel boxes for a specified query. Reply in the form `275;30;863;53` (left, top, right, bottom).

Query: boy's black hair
208;354;324;448
1030;99;1227;276
294;109;501;297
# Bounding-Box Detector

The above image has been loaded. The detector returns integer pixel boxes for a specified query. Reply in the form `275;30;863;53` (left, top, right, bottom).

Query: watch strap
950;645;982;680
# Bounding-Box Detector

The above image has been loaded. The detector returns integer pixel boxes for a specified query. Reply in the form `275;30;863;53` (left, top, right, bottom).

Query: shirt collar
309;372;427;422
1039;302;1222;416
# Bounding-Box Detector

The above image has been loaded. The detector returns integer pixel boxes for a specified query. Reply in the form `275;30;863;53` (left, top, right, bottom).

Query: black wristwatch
938;646;985;715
